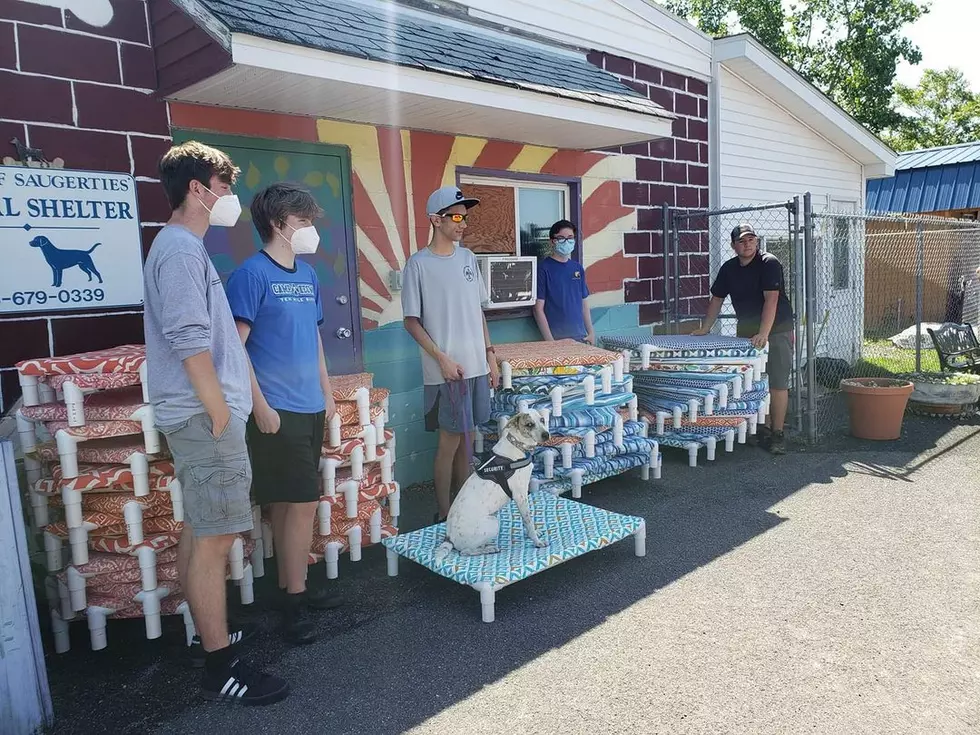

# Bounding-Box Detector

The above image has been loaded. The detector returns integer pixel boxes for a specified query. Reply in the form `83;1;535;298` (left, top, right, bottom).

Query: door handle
336;295;349;305
336;327;352;339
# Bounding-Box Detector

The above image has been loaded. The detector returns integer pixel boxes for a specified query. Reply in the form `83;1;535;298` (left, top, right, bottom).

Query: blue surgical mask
554;238;575;256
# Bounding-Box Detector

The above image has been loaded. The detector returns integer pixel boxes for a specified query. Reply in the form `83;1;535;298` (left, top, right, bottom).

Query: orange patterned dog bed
51;460;175;491
72;548;179;576
17;344;145;376
44;373;143;392
330;372;373;400
20;386;146;422
321;429;394;459
32;436;170;464
44;419;145;441
494;339;620;370
335;388;389;425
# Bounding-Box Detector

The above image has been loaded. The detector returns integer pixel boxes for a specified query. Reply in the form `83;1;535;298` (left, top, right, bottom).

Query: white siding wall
716;66;866;363
457;0;713;80
718;67;864;209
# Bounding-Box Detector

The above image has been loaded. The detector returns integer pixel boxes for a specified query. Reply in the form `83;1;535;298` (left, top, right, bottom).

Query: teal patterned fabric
602;332;765;359
493;388;635;412
531;444;655;480
506;374;630;393
382;494;645;587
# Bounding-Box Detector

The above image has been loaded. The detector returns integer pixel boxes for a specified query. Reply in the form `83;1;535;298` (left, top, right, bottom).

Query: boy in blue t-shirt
225;182;339;645
533;219;595;344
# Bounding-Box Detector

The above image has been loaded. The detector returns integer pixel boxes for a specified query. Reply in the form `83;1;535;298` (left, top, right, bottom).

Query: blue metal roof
867;141;980;213
196;0;664;118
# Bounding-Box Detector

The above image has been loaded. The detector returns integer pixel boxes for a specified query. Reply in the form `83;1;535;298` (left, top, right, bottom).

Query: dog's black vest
474;452;532;498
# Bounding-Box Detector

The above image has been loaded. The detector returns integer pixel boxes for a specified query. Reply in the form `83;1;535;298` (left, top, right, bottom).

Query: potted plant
839;377;914;440
899;371;980;415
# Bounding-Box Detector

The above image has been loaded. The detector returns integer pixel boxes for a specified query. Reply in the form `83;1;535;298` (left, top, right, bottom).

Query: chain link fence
803;209;980;437
664;196;980;443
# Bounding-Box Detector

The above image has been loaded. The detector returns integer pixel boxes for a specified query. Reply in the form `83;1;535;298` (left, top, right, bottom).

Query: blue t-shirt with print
537;256;590;341
226;251;325;414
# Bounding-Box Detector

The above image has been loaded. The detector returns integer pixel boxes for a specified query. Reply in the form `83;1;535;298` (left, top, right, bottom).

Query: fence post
803;192;817;443
915;220;925;372
671;219;681;334
792;196;803;434
661;203;671;332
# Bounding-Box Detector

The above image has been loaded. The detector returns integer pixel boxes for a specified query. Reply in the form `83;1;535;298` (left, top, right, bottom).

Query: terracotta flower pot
840;377;914;440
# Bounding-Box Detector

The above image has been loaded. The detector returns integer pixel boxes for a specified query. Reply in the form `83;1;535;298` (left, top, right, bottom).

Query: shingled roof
196;0;666;117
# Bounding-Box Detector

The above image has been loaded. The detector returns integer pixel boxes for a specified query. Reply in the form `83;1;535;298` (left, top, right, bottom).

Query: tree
661;0;927;133
882;68;980;151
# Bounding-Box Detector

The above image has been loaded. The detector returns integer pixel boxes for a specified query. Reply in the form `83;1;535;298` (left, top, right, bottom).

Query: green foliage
882;68;980;151
662;0;927;133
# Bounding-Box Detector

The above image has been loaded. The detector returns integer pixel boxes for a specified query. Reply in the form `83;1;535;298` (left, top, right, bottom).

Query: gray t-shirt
401;245;489;386
143;224;252;427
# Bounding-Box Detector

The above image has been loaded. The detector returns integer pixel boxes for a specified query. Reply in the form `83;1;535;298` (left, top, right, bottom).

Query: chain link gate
663;199;806;437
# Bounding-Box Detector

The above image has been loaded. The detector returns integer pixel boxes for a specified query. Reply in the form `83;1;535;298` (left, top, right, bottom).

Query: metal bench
927;323;980;374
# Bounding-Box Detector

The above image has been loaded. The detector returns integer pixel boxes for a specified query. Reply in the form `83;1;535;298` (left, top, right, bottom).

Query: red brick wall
588;51;711;326
0;0;171;411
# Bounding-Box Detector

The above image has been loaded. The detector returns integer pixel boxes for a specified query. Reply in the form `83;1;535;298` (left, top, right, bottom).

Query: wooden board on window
460;183;516;254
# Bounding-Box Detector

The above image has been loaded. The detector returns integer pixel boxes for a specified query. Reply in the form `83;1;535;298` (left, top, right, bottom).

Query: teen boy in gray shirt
402;186;500;522
143;141;288;706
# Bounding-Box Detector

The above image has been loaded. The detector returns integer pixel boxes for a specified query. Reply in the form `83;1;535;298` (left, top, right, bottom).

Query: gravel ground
43;416;980;735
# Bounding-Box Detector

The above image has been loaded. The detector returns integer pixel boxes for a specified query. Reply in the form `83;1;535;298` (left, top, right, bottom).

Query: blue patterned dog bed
532;450;658;496
602;332;765;359
381;494;646;622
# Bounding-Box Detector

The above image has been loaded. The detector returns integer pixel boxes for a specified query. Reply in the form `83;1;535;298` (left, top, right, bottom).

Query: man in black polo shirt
693;223;793;454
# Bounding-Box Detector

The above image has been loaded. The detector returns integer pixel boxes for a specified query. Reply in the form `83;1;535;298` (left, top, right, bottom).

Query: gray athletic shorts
159;413;253;537
767;330;793;390
424;376;491;434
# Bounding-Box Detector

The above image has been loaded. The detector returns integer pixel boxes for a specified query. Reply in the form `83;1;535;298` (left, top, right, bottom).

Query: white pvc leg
140;362;149;404
238;565;254;606
317;500;332;536
571;468;585;500
474;431;484;454
738;421;748;444
124;500;144;545
16;411;36;454
68;526;89;566
138;545;157;592
653;453;663;480
87;607;112;651
730;375;742;399
748;415;758;435
381;451;393;484
44;532;63;572
389;483;401;517
63;380;86;427
31;489;50;528
370;508;382;544
355;387;370;427
342;480;359;518
704;394;714;416
614;354;625;382
672;406;683;429
584;430;596;458
550;386;563;418
706;437;717;461
560;443;573;469
168;478;184;522
386;548;399;576
19;373;40;407
718;383;729;409
634;521;646;557
137;587;164;640
640;344;653;370
628;396;639;422
583;375;595;405
130;452;149;497
501;361;512;390
477;583;495;623
688;399;698;423
496;416;507;437
517;399;531;415
687;443;699;468
656;412;667;435
725;429;736;453
51;610;70;654
328;414;342;448
228;537;244;581
640;417;649;438
600;366;613;394
542;449;555;479
177;601;196;647
325;542;341;579
613;415;624;448
347;525;362;562
364;425;378;462
136;405;160;454
320;457;339;496
67;567;87;611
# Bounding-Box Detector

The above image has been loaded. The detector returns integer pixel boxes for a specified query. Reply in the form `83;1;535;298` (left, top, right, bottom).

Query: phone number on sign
2;289;107;306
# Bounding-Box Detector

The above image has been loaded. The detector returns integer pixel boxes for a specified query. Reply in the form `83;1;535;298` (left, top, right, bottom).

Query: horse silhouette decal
29;235;103;287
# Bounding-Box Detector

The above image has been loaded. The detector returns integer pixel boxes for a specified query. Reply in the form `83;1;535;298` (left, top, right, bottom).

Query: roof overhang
713;34;897;178
165;33;674;151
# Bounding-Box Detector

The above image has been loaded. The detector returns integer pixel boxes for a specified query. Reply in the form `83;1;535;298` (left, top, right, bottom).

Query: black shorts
767;330;793;390
247;409;325;505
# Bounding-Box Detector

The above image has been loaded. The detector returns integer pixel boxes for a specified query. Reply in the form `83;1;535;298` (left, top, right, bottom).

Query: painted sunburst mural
315;120;638;330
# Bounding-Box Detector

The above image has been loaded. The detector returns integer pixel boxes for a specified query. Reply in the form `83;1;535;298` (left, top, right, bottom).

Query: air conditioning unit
476;255;537;310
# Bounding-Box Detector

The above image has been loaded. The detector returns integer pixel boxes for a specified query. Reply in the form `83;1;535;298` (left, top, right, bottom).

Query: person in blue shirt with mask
533;219;595;345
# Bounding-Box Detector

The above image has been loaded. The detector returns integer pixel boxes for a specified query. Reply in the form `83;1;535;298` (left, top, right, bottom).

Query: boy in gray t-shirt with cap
402;185;499;522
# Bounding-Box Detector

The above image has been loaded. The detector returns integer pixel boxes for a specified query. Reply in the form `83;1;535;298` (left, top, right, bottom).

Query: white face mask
198;186;241;227
280;223;320;255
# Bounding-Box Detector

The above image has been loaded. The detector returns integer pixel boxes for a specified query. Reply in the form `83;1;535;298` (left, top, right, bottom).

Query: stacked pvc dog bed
600;333;770;466
258;372;401;581
479;339;660;498
14;345;260;653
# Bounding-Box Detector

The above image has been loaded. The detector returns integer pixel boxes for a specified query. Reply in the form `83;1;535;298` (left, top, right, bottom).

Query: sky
896;0;980;90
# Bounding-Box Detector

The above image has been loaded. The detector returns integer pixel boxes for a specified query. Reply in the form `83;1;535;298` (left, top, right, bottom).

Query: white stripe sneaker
200;656;289;706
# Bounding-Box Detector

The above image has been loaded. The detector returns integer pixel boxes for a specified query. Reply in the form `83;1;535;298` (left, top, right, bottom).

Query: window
458;175;572;258
830;201;856;290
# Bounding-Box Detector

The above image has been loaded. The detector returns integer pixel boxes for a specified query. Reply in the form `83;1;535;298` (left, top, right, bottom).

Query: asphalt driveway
44;416;980;734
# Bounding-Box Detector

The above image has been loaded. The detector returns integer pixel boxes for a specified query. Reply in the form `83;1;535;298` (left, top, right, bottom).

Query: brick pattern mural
0;0;170;411
588;51;711;327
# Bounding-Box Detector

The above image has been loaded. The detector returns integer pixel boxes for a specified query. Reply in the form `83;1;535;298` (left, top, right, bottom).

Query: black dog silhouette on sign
29;235;103;287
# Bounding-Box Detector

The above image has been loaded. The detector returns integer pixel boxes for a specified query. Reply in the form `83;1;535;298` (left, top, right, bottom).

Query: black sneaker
201;653;289;706
768;431;787;455
305;584;342;611
754;425;772;449
282;595;316;645
188;623;259;668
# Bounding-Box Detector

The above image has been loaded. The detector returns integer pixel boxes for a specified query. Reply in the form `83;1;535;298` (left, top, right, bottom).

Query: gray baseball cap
731;223;757;242
426;185;480;215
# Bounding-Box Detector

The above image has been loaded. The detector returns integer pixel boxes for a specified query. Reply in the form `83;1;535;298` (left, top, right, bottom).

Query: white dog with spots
434;410;551;560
